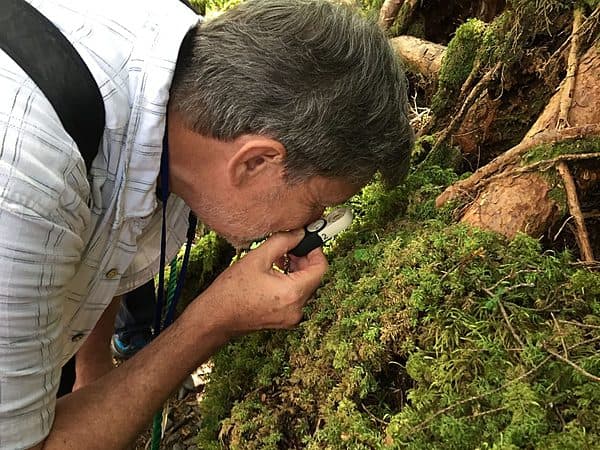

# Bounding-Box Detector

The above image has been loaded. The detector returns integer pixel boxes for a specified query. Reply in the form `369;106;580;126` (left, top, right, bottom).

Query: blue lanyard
152;125;197;337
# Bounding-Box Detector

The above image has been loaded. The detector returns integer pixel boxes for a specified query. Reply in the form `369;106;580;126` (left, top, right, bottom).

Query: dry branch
436;124;600;207
545;348;600;382
557;7;584;129
556;161;595;262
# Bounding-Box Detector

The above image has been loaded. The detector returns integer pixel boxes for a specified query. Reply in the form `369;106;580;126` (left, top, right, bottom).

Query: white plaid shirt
0;1;198;447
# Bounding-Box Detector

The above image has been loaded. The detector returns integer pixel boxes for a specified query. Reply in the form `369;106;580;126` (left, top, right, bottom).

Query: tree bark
527;43;600;138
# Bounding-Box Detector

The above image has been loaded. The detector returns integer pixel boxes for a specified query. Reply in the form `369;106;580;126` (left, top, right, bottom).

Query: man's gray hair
170;0;414;186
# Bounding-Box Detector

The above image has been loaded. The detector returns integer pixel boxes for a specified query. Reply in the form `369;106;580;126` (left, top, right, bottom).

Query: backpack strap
0;0;105;172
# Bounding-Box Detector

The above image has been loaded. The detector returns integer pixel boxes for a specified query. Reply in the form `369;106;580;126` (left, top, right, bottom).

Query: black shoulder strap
0;0;105;172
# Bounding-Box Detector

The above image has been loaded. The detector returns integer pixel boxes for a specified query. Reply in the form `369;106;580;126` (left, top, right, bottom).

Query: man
0;0;413;448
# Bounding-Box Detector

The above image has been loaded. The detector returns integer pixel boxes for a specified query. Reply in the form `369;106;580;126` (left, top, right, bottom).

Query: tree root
436;124;600;207
390;36;446;79
557;7;584;129
541;5;600;76
431;62;502;155
485;152;600;185
379;0;405;30
557;161;595;262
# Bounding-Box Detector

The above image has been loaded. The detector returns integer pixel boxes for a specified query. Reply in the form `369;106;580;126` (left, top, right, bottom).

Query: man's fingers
256;230;305;269
287;247;327;273
287;248;328;295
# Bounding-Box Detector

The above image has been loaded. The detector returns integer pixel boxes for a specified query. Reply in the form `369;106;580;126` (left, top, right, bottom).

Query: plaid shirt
0;1;198;447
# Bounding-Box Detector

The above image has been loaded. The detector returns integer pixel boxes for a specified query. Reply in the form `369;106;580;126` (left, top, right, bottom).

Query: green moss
520;137;600;217
194;165;600;449
180;231;235;310
583;0;600;9
190;0;243;16
522;137;600;165
431;19;486;116
412;135;463;172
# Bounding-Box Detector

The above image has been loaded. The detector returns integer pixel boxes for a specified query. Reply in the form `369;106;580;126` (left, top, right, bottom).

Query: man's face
194;175;359;249
165;115;361;248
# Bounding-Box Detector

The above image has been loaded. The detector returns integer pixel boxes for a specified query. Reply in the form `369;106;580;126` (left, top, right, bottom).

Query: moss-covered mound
194;167;600;449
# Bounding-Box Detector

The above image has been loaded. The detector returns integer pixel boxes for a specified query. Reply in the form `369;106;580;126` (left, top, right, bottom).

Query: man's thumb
258;229;305;267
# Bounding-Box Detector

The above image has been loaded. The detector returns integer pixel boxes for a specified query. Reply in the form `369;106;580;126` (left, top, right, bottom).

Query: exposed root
458;60;482;103
541;5;600;76
486;152;600;183
436;124;600;207
389;36;446;79
557;7;584;129
431;62;502;155
556;161;595;262
378;0;404;30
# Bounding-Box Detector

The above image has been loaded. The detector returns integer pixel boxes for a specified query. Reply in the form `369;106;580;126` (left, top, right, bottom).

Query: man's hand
199;230;328;334
29;230;328;450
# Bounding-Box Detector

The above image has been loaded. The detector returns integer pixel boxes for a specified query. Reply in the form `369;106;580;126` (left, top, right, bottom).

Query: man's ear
227;137;286;187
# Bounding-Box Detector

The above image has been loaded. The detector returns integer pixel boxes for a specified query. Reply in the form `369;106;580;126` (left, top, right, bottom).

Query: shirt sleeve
0;54;90;449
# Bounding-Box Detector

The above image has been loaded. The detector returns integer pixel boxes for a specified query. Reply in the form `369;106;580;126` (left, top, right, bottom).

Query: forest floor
128;364;212;449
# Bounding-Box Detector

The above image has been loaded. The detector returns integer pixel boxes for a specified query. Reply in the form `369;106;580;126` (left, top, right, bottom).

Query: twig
361;402;389;425
557;161;595;262
164;416;192;444
436;124;600;207
567;336;600;351
545;348;600;382
555;406;567;429
467;406;508;420
551;312;569;358
411;356;551;433
557;6;584;129
497;295;525;348
553;216;574;241
559;319;600;330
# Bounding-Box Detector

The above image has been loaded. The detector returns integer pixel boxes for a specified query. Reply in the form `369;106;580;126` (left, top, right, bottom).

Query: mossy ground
177;2;600;449
190;166;600;449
